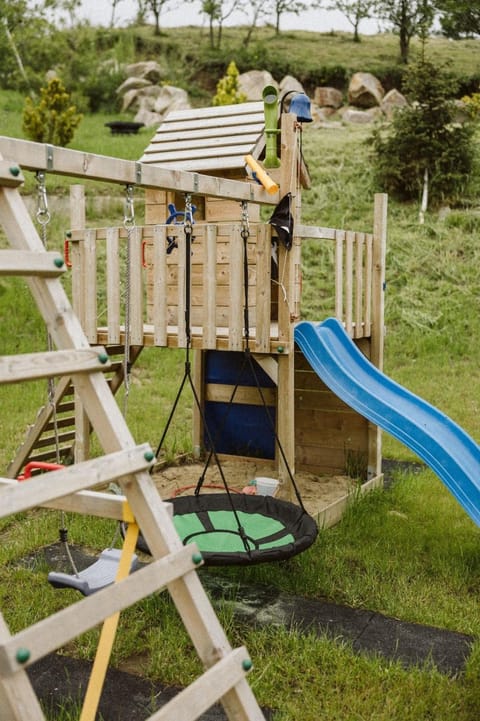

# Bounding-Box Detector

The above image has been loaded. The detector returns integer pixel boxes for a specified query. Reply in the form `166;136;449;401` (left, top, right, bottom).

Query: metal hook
124;184;135;230
35;171;51;226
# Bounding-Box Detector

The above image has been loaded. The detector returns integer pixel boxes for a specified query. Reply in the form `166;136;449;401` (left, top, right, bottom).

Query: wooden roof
139;101;266;172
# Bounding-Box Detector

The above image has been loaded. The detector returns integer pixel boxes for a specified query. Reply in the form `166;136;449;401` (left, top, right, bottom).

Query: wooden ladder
0;159;266;721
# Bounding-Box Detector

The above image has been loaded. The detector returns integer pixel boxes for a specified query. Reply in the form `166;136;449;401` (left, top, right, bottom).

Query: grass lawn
0;90;479;720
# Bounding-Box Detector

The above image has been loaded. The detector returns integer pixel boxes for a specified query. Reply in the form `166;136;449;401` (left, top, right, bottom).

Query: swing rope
35;171;81;576
122;184;135;418
153;195;252;554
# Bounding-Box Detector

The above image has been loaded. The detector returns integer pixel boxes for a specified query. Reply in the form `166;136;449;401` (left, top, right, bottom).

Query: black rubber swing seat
47;548;139;596
128;493;318;566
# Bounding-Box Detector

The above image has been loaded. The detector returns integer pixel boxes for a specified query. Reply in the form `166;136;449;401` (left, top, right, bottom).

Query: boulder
238;70;278;101
125;61;164;84
116;77;152;96
381;88;408;119
348;72;385;108
153;85;191;115
340;107;377;124
279;75;305;96
314;86;343;109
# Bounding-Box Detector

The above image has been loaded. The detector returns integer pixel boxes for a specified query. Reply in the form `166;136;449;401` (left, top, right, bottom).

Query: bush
370;57;476;205
212;61;247;106
23;77;82;146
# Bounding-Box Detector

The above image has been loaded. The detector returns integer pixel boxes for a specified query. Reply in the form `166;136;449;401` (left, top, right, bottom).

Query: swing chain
240;200;250;241
123;184;135;415
183;193;193;237
123;184;135;230
35;172;51;246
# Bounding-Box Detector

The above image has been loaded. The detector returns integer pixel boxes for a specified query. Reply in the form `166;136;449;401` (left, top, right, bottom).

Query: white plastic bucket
255;477;279;496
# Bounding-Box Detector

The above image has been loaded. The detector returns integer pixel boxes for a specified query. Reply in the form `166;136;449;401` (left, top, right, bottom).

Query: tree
212;60;247;105
240;0;271;46
325;1;377;42
370;55;476;215
435;0;480;39
271;0;309;35
374;0;435;62
200;0;241;49
23;76;82;146
141;0;172;35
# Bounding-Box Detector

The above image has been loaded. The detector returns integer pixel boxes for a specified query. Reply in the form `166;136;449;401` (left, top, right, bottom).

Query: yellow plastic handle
245;155;279;195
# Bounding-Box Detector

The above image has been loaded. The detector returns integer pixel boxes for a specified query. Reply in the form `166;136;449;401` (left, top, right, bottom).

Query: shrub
22;77;82;146
370;57;476;205
212;61;247;106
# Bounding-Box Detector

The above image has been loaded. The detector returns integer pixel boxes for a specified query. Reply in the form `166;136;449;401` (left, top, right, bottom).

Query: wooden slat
176;233;187;347
203;224;217;349
364;233;373;337
157;101;263;122
153;224;168;346
144;142;258;164
140;154;255;173
128;226;144;346
0;250;65;277
228;225;243;350
150;647;252;721
0;443;153;518
84;228;98;342
0;136;276;204
147;133;262;154
205;384;275;406
255;224;271;353
345;230;354;336
146;126;263;145
106;227;120;344
0;546;198;675
334;230;344;320
355;232;364;339
0;348;110;384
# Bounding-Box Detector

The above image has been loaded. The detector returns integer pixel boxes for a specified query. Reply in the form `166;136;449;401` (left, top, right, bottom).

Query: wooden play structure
4;101;387;517
0;92;387;717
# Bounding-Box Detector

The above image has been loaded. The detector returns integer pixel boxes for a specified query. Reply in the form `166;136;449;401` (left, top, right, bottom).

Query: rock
313;86;343;109
340;107;377;124
125;61;164;84
348;72;385;108
238;70;278;101
153;85;191;115
279;75;305;96
116;77;152;96
381;88;408;119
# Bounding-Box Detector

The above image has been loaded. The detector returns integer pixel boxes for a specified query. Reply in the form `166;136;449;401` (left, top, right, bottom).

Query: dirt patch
152;458;357;520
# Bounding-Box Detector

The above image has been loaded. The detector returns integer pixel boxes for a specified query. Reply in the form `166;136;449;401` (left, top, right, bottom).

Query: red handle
64;238;72;268
18;461;64;481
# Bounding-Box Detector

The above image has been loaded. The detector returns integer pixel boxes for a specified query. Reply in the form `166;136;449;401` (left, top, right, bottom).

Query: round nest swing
129;491;318;566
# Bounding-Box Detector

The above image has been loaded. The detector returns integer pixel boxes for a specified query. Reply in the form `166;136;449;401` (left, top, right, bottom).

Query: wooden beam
0;136;278;205
0;348;111;384
0;250;65;277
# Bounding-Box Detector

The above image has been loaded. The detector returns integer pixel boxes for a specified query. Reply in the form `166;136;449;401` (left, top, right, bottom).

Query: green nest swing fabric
134;493;318;566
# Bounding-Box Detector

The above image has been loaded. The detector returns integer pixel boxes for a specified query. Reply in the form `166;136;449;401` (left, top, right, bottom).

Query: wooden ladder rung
0;347;111;384
0;443;154;518
0;250;66;277
149;647;255;721
0;545;199;675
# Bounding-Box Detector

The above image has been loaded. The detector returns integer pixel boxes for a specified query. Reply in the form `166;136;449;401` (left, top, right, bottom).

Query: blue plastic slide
294;318;480;527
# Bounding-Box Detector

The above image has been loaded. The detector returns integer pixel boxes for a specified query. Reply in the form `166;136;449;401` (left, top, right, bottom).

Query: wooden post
368;192;387;478
276;113;300;491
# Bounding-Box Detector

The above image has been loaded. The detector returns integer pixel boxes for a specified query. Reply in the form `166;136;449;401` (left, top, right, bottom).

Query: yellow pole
79;504;139;721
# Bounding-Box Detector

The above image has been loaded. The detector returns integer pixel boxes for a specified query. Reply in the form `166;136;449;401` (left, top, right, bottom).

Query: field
0;74;480;720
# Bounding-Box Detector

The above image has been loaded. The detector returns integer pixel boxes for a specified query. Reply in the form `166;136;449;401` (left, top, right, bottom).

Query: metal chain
35;173;80;573
122;185;135;416
240;199;250;240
